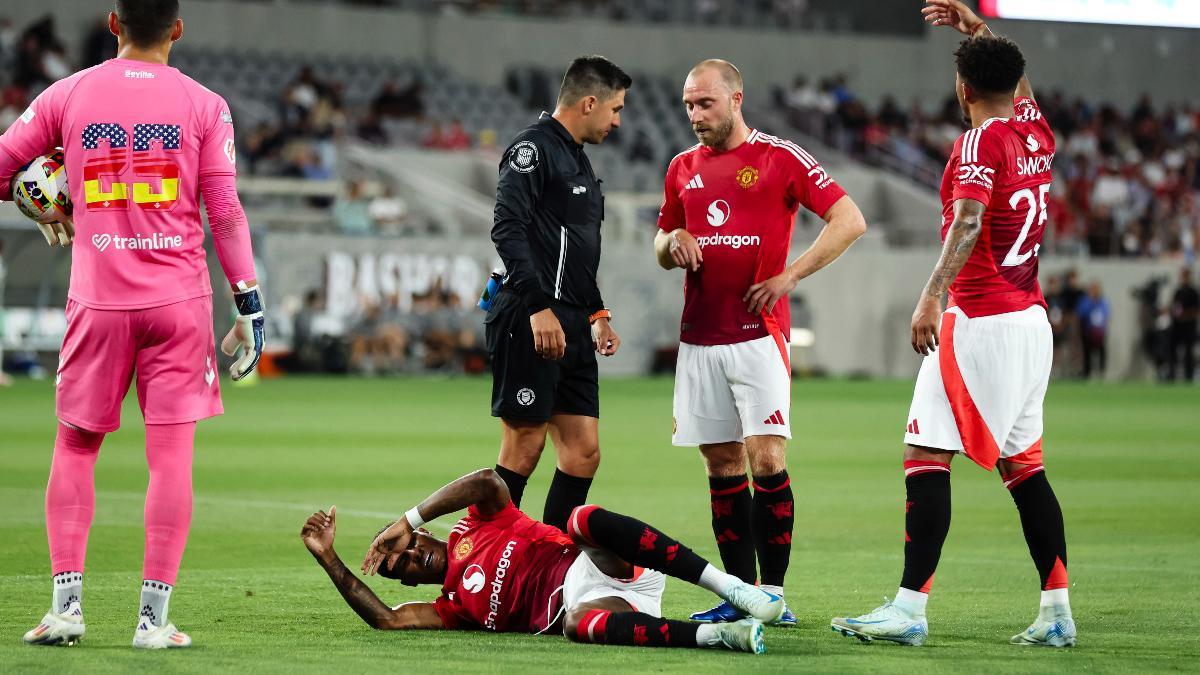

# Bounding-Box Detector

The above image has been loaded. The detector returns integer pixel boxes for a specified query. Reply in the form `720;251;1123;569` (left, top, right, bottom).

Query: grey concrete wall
260;229;1180;381
793;248;1179;381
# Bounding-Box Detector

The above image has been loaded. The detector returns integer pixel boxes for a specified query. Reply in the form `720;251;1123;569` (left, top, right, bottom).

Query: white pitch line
0;487;451;531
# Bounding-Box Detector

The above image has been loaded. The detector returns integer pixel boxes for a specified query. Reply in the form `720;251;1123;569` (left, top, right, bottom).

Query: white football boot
22;602;85;646
714;618;766;654
723;581;786;624
132;620;192;649
831;601;928;646
1011;613;1076;647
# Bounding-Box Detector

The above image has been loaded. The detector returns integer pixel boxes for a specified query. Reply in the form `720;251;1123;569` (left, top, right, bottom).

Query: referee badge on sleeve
509;141;539;173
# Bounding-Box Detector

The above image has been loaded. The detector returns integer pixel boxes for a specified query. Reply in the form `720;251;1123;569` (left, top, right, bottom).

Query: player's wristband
233;283;264;318
404;507;426;529
589;309;612;324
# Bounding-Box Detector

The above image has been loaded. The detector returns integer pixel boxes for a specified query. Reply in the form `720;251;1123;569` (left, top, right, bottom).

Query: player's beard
694;114;734;148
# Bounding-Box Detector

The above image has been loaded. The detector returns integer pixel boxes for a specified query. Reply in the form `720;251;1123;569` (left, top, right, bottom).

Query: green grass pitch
1;376;1198;673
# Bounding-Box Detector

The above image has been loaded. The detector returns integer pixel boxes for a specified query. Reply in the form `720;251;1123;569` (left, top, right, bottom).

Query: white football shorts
904;305;1052;469
562;551;666;617
672;335;792;446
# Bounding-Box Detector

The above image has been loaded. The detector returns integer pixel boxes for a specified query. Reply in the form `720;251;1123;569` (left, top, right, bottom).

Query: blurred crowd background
0;2;1195;383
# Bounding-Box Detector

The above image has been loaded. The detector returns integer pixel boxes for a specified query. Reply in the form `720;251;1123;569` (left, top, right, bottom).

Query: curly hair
954;36;1026;96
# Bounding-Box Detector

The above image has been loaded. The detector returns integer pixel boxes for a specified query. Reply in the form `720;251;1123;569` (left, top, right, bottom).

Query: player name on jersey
1016;153;1055;176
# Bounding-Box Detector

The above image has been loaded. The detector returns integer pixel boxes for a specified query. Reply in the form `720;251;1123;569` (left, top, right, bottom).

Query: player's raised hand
362;517;415;576
922;0;987;36
911;295;943;355
668;229;703;272
744;271;798;316
301;506;337;558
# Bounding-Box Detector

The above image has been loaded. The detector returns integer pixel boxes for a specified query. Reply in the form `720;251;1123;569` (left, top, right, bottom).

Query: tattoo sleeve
317;551;398;629
416;469;509;521
922;199;986;302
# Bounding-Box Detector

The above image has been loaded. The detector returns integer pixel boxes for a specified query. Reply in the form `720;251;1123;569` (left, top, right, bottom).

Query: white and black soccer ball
12;151;72;224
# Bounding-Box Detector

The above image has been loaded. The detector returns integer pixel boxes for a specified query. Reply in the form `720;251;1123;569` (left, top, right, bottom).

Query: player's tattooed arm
301;508;441;629
363;469;510;575
911;198;985;355
412;468;512;521
318;557;442;629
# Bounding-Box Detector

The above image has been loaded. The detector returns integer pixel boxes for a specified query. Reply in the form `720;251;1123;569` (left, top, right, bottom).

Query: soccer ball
12;151;72;224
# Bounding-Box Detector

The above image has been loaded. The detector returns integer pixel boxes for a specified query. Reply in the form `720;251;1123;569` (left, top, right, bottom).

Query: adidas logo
906;419;921;434
763;410;785;425
684;173;705;190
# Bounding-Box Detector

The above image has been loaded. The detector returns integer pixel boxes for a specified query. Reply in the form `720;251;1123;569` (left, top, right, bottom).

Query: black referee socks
543;468;593;532
493;464;529;509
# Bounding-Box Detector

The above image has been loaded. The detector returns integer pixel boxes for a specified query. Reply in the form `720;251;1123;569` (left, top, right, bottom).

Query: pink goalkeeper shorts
56;296;223;432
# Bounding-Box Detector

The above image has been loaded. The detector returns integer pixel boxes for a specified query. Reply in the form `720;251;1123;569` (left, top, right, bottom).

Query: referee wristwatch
589;309;612;324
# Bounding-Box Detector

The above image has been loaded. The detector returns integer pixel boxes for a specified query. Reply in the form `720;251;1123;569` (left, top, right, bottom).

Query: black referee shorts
485;291;599;422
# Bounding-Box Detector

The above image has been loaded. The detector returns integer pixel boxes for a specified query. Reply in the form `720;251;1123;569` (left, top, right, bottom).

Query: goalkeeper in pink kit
0;1;263;649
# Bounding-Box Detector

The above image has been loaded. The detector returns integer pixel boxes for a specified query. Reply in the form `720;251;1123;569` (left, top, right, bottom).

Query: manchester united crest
735;166;759;189
454;536;474;560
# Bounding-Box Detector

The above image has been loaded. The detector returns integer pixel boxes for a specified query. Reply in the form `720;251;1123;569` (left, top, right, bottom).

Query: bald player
654;59;867;625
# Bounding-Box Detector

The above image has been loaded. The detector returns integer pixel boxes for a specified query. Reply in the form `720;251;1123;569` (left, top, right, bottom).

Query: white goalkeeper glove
37;218;74;247
221;284;265;381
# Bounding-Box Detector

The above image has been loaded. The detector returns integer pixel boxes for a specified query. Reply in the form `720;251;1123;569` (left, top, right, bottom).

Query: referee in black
487;55;630;531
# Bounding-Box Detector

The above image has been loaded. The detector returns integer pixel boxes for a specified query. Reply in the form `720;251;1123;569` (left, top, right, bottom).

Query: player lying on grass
300;468;784;652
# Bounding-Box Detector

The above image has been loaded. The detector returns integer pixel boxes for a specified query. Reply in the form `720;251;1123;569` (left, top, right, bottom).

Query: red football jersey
658;130;846;346
941;97;1055;317
432;502;579;633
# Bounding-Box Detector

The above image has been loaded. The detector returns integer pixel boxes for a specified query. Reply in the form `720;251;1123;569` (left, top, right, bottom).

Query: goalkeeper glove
36;219;74;247
221;284;265;381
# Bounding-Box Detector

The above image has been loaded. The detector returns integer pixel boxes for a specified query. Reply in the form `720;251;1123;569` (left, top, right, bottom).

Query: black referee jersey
486;113;608;421
491;112;606;317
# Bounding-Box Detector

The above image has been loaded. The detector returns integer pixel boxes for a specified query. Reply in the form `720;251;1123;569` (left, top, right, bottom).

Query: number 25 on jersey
81;122;181;212
1002;183;1049;268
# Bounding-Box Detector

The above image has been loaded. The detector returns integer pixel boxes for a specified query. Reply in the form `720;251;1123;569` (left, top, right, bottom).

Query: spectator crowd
780;75;1200;261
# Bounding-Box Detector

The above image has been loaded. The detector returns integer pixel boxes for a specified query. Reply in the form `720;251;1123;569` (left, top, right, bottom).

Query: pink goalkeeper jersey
0;58;239;310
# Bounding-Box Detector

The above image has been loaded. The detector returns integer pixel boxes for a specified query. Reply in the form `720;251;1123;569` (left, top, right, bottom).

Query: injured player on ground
300;468;785;652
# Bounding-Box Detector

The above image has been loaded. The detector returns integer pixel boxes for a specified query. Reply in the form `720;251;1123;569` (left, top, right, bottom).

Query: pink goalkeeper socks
142;422;195;586
46;422;104;575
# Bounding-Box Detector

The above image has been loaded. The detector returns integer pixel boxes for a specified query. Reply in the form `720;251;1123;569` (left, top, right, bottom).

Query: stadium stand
772;76;1200;260
0;7;1194;382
